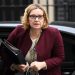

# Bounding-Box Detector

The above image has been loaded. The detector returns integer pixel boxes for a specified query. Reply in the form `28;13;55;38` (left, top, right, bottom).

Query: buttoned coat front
1;25;64;75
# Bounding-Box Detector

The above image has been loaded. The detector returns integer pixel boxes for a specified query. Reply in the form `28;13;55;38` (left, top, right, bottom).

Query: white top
25;38;38;64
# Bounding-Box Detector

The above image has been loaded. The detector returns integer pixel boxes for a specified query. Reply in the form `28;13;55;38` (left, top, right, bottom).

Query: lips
34;24;39;25
34;23;40;25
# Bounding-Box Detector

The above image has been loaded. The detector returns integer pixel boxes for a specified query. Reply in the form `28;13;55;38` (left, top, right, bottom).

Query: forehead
30;8;43;15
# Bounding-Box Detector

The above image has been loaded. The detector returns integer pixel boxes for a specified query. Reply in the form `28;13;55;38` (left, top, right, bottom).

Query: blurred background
0;0;75;23
0;0;75;75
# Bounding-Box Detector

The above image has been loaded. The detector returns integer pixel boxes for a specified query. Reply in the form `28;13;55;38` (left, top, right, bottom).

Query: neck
30;28;42;39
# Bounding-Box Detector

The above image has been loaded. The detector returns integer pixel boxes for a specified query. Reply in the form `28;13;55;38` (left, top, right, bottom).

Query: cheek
29;20;33;24
41;20;44;25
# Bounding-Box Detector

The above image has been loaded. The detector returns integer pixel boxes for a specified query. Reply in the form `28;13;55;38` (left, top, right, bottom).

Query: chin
33;26;41;29
33;27;41;29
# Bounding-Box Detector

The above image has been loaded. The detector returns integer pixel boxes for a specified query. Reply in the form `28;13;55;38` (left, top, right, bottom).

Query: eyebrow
29;14;43;16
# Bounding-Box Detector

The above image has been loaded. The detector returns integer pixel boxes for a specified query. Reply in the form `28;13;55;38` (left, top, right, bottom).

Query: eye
29;15;44;19
38;15;43;18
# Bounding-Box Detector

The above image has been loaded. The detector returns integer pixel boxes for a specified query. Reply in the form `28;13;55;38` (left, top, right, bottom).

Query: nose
35;17;39;21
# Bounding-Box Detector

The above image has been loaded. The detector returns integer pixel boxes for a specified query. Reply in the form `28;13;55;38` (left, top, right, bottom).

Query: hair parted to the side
21;4;49;29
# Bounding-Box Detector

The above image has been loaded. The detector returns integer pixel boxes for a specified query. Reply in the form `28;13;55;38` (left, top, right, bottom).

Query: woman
0;4;64;75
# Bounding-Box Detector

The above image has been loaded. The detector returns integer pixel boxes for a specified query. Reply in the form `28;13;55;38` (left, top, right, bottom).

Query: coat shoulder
45;26;59;33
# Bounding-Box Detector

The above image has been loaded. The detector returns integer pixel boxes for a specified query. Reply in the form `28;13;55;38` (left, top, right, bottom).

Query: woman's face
28;8;44;29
